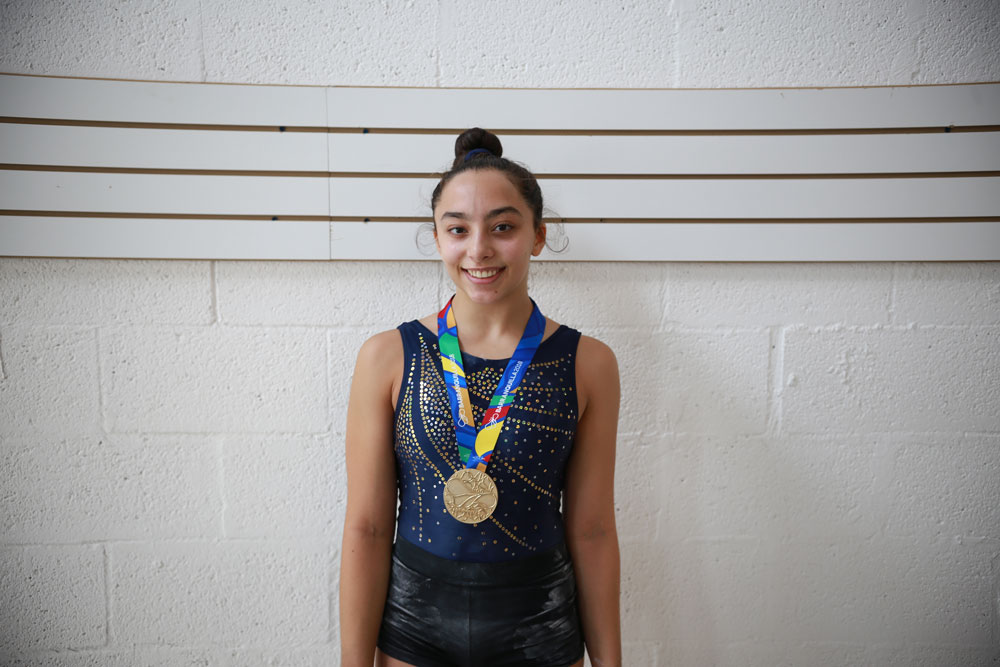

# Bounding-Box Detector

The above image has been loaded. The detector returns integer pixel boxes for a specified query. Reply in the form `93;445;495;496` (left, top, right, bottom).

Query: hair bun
453;128;503;167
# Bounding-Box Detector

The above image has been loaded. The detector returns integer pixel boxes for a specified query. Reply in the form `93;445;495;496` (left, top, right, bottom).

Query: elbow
565;517;618;545
343;515;395;544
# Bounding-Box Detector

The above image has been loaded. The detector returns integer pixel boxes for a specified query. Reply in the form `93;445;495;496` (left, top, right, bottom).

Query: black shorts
376;538;585;667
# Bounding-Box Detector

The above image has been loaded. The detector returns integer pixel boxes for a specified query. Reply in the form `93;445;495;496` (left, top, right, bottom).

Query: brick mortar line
889;263;899;325
11;322;998;333
1;538;337;548
218;436;228;539
767;326;786;438
95;327;106;433
0;327;7;380
96;429;335;437
104;544;113;647
661;429;1000;439
210;260;219;324
324;332;334;438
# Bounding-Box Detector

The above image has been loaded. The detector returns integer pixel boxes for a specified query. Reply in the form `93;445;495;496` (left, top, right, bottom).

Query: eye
493;222;513;232
446;225;467;235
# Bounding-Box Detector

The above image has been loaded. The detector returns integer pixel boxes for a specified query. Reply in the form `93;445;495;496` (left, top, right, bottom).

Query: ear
531;223;546;256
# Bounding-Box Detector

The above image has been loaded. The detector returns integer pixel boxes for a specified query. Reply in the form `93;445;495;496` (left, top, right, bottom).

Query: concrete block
223;434;343;539
620;641;660;667
614;433;677;543
879;434;1000;540
0;327;100;436
621;538;773;642
869;643;1000;667
783;326;1000;434
2;654;131;667
771;537;997;645
529;262;668;330
0;0;203;80
1;434;221;544
215;261;440;327
596;327;770;435
101;326;327;433
134;648;226;667
658;435;880;543
0;545;105;651
111;541;327;647
915;0;1000;84
675;0;915;87
668;262;892;326
893;262;1000;325
664;641;872;667
200;1;438;86
226;645;339;667
327;328;374;439
437;0;678;87
760;642;872;667
0;258;212;326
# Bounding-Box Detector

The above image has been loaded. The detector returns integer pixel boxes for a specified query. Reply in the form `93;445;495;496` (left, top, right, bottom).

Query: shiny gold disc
443;468;498;524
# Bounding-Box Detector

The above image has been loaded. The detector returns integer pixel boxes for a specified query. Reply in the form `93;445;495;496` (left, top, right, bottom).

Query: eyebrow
440;206;524;221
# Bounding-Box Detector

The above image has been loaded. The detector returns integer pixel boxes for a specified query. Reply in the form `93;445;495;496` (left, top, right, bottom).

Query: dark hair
430;128;544;231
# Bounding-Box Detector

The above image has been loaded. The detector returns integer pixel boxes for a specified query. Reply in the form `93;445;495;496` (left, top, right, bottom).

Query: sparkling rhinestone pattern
393;320;581;562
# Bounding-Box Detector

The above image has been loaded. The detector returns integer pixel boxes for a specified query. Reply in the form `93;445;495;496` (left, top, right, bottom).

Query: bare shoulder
348;329;406;414
358;329;403;360
575;335;620;417
576;335;619;377
354;329;404;391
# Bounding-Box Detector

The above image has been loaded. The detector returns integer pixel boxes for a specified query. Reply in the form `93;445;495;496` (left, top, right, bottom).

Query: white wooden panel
0;217;329;259
330;220;1000;261
0;171;329;216
0;124;328;171
329;132;1000;174
0;74;326;126
330;221;435;260
327;85;1000;130
329;177;1000;219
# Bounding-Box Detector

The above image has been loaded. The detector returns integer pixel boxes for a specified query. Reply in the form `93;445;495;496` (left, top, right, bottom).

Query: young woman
340;128;622;667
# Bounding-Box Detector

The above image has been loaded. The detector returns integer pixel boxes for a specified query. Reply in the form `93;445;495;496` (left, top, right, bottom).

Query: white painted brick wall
1;327;101;436
0;545;106;650
2;1;1000;665
783;326;1000;433
2;435;222;542
110;541;328;646
100;326;329;433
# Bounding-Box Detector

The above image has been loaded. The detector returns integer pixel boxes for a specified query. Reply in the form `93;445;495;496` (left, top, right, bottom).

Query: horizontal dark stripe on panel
6;211;996;224
4;165;998;180
0;164;328;177
3;116;999;136
0;210;330;221
0;116;326;133
332;126;1000;136
332;216;1000;224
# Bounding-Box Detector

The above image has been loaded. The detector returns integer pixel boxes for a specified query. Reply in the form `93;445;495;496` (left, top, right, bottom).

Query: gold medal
443;468;498;524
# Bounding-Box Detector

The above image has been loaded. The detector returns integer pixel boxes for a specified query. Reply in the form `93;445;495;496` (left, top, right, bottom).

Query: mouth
462;267;505;282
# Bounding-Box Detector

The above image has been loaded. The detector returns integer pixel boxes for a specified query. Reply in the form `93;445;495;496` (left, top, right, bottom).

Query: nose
469;228;493;260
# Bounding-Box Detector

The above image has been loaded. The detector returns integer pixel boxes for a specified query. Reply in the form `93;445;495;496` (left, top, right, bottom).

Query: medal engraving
444;469;498;524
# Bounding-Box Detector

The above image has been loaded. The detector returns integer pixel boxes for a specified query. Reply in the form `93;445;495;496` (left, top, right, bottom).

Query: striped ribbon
437;296;545;470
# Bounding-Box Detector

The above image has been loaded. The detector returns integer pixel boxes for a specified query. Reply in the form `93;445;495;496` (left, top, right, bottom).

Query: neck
449;291;535;349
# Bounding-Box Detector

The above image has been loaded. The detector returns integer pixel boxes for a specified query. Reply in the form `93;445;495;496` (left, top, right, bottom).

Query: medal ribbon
437;296;546;471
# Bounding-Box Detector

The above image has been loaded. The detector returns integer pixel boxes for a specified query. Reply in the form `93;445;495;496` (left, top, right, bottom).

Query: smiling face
433;169;546;306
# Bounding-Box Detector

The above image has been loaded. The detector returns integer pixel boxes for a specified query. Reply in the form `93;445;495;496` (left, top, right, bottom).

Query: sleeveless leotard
392;319;581;562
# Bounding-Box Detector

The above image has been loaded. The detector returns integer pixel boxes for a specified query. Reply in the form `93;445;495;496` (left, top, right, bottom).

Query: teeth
467;268;500;278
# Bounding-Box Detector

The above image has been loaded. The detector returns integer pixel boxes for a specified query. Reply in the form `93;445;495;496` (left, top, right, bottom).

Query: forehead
435;169;529;215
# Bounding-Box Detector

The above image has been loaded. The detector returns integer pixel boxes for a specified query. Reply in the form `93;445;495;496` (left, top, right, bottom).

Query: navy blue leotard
392;319;581;562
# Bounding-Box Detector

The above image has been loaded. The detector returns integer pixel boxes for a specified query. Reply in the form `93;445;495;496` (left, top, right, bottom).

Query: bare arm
564;336;622;667
339;331;402;667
